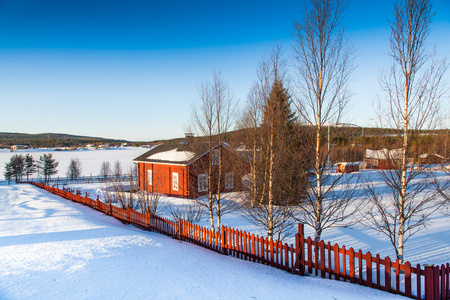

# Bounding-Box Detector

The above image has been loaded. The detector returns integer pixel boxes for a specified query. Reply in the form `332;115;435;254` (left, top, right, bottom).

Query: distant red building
133;142;248;198
336;162;360;174
365;148;403;169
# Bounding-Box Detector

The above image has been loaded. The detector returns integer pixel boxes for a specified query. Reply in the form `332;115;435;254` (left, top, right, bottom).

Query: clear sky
0;0;449;141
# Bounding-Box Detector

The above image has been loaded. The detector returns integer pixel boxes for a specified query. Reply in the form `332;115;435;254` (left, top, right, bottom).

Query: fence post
178;219;182;240
425;265;435;300
221;225;227;255
146;210;151;229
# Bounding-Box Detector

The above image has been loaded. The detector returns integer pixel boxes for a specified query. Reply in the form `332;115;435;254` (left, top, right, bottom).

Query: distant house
365;148;403;169
133;142;248;198
336;162;360;174
418;153;446;165
10;145;28;151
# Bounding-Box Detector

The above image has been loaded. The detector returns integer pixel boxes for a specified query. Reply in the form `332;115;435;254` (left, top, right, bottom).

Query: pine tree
7;155;26;184
24;154;36;181
3;162;13;185
37;154;59;184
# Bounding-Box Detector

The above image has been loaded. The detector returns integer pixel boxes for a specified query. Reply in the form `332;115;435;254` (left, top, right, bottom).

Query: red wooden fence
29;182;449;300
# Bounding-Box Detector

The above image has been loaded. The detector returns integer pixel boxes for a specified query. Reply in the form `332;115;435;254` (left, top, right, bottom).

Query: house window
172;172;179;191
198;174;208;192
148;169;152;186
225;172;233;189
211;149;220;165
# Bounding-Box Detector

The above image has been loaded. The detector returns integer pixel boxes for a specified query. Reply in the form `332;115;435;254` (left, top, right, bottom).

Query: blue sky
0;0;449;141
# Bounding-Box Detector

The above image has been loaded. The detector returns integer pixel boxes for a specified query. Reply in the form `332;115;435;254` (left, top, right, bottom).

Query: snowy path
0;185;405;300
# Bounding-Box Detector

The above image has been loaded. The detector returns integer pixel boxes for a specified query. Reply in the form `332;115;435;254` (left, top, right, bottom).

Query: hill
0;132;129;148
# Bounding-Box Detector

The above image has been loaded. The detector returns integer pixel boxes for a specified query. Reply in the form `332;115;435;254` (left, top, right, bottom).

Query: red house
365;148;403;169
133;142;248;198
336;162;360;174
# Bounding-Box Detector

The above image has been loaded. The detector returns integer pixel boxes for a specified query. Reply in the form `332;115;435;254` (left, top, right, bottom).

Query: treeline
0;132;128;148
3;154;58;184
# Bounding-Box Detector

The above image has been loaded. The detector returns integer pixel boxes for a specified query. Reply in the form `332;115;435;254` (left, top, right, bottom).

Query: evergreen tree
37;154;59;184
260;78;303;205
263;78;296;131
24;154;36;181
7;155;26;184
3;162;13;185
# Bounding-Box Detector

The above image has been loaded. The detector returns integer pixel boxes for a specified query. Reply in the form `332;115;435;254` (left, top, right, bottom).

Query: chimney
185;132;194;145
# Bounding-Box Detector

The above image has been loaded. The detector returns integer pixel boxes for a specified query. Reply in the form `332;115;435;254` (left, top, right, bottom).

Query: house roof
133;143;230;165
365;148;402;160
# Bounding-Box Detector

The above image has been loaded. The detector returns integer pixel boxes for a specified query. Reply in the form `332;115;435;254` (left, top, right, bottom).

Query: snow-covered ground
1;147;449;266
0;184;405;300
1;147;450;298
67;177;450;267
0;147;149;181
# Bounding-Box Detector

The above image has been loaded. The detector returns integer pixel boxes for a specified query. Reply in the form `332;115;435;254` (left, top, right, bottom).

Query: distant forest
0;132;129;148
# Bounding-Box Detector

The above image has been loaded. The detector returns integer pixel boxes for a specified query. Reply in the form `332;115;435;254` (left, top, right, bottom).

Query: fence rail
28;182;449;300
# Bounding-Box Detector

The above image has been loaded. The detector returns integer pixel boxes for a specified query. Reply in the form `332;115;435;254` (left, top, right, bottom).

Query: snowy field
0;147;149;181
0;184;405;300
1;147;449;266
1;147;449;298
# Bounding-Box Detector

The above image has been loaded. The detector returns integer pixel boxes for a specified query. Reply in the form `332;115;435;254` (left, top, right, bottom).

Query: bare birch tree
191;70;237;232
365;0;448;262
66;158;82;180
293;0;358;241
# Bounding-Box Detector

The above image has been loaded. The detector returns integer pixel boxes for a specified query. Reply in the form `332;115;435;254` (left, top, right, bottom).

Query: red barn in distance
365;148;403;169
133;141;249;198
336;162;360;174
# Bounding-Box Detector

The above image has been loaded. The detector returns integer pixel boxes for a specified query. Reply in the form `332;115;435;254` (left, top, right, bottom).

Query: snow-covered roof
365;148;402;160
147;148;195;162
419;153;445;159
336;162;360;166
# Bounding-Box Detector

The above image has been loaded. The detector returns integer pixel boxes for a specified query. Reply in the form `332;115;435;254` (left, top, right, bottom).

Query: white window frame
225;172;233;189
148;169;152;186
198;173;208;192
211;149;220;166
172;172;179;191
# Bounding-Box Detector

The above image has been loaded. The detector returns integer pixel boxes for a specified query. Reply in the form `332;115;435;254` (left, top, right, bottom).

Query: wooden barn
336;162;360;174
365;148;403;169
133;142;248;198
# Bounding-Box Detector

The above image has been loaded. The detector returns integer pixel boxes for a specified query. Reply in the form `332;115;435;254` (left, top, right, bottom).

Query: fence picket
349;248;355;283
385;256;391;292
366;251;372;287
334;243;340;281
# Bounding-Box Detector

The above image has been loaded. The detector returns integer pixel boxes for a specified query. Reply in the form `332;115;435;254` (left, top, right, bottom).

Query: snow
0;184;404;300
147;148;195;162
0;147;148;181
1;146;449;298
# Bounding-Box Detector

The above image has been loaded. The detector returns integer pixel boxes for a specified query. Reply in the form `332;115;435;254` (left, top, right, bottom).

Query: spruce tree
4;162;13;185
38;154;58;184
263;79;296;132
259;78;305;206
8;155;25;184
24;154;36;181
